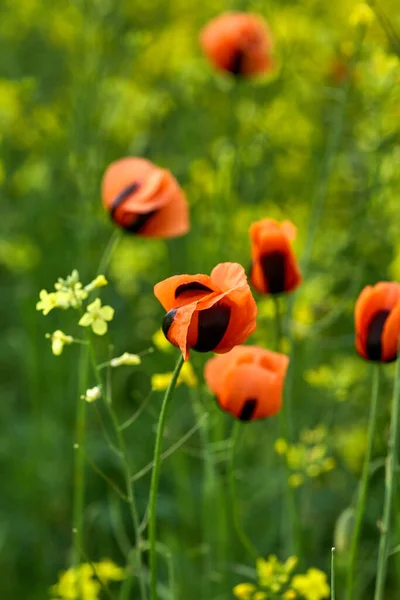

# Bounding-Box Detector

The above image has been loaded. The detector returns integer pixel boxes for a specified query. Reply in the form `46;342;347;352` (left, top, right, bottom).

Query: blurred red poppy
250;219;302;295
154;263;257;360
355;282;400;362
205;345;289;420
200;12;273;77
102;157;189;238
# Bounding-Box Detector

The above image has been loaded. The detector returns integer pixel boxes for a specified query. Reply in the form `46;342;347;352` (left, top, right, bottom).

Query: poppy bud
355;282;400;362
249;219;302;295
102;157;190;238
205;345;289;421
200;12;274;77
154;263;257;360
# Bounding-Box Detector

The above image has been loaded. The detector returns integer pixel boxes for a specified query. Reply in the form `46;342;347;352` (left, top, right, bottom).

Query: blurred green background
1;0;400;598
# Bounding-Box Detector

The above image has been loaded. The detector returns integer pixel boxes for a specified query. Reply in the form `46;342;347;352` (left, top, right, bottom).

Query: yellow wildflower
275;438;288;455
289;473;304;488
36;289;69;315
110;352;141;367
79;299;114;336
291;568;330;600
349;3;374;27
152;328;173;352
233;582;257;599
151;362;198;391
95;558;125;581
46;330;73;356
283;590;297;599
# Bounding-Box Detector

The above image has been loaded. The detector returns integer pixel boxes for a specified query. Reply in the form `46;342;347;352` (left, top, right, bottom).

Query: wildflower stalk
374;356;400;600
84;333;147;600
273;296;302;556
228;420;259;560
97;229;123;276
149;353;185;600
331;547;336;600
346;364;380;600
72;345;89;575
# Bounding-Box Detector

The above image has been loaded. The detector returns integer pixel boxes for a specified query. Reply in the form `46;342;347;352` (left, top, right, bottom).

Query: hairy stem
346;364;380;600
149;354;185;600
374;356;400;600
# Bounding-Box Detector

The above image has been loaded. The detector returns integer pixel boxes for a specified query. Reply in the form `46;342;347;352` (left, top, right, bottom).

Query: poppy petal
221;363;283;420
154;275;216;311
163;303;198;361
355;283;400;358
210;262;248;292
381;302;400;362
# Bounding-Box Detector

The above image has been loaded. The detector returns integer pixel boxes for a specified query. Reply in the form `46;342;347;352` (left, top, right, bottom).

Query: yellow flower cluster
37;271;115;349
275;426;335;488
152;361;198;391
233;556;329;600
50;559;125;600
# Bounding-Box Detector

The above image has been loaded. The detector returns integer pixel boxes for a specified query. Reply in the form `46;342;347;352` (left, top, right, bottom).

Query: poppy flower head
249;219;302;295
200;12;274;77
154;262;257;360
355;282;400;363
205;345;289;421
102;157;190;238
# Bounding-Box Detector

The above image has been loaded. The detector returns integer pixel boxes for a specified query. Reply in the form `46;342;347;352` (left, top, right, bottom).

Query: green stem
272;295;283;351
374;356;400;600
149;354;185;600
97;229;123;276
85;334;147;600
331;547;336;600
228;421;258;560
346;364;380;600
72;344;89;582
273;295;301;556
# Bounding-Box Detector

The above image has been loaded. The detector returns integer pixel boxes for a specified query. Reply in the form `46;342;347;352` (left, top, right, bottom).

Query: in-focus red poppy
102;157;189;238
205;345;289;421
200;12;274;77
249;219;302;295
355;282;400;362
154;263;257;360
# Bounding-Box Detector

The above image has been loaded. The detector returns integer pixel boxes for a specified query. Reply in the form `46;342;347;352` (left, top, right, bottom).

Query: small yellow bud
275;438;288;455
46;330;74;356
85;274;108;292
110;352;141;367
81;386;101;403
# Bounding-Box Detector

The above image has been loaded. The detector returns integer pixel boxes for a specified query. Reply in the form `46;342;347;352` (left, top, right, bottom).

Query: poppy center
192;302;231;352
162;309;177;340
229;49;245;75
260;251;286;294
239;398;257;421
175;281;213;300
110;182;157;233
366;309;390;361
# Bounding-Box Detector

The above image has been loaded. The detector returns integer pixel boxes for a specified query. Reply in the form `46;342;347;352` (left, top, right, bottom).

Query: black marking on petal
239;398;257;421
192;302;231;352
110;182;140;218
260;251;286;294
162;309;177;341
123;210;157;234
175;281;213;299
366;309;390;361
229;49;245;75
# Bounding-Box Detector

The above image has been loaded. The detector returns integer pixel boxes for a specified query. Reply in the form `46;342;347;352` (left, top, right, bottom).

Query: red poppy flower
154;263;257;360
249;219;302;295
205;345;289;421
355;282;400;362
102;157;189;238
200;12;274;77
